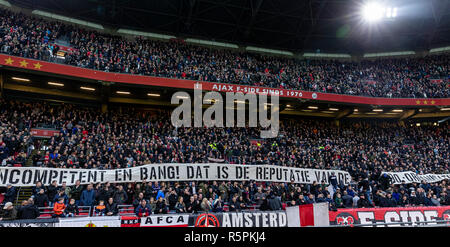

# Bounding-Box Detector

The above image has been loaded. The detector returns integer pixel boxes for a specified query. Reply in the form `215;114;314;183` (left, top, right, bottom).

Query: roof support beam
399;109;417;120
244;0;264;38
335;108;352;120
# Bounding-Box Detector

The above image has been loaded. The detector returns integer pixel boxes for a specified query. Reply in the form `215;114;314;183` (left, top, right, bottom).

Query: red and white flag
286;203;329;227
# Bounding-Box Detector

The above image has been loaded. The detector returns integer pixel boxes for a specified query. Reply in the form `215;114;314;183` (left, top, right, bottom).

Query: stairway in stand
14;187;32;206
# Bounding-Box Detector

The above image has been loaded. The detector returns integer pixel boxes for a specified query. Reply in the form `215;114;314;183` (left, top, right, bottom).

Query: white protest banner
58;216;121;227
382;171;450;184
0;163;352;186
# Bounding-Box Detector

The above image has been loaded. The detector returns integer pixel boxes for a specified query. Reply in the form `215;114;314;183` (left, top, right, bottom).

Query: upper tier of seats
0;8;448;98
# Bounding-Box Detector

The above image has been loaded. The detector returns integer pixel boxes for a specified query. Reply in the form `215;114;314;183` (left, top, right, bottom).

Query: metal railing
35;202;263;218
37;206;92;219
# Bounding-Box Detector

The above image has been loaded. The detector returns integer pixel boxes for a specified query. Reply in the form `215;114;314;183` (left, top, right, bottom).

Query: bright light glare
362;3;384;22
361;3;397;22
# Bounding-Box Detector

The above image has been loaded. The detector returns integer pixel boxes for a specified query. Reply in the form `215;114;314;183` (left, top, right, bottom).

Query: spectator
212;196;224;212
70;180;84;206
200;198;212;212
32;181;44;198
186;196;199;214
64;198;79;217
52;197;66;218
0;202;17;221
3;184;16;203
342;191;353;208
154;197;168;214
229;196;241;212
95;200;106;216
267;194;282;211
80;184;96;207
174;196;186;213
148;197;156;213
253;187;266;206
18;198;40;219
133;192;145;209
135;199;152;217
334;193;345;208
34;188;49;208
104;197;118;216
47;181;59;206
113;185;128;205
357;194;372;208
53;190;69;205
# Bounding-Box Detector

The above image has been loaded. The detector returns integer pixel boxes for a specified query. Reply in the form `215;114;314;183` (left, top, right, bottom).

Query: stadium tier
0;99;448;219
0;7;448;99
0;1;449;229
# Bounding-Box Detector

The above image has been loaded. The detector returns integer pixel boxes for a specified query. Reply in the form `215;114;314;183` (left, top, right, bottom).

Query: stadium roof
8;0;450;54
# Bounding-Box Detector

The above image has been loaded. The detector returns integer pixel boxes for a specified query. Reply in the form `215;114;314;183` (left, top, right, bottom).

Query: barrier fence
2;205;450;227
36;203;262;219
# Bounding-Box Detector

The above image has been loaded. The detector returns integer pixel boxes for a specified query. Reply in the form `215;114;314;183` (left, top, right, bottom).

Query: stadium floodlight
116;91;131;95
80;86;95;91
361;2;398;22
362;2;385;22
12;77;30;82
147;93;160;97
48;82;64;87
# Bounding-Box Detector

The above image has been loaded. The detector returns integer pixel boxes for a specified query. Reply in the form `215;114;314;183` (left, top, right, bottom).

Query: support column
100;81;111;113
101;104;108;113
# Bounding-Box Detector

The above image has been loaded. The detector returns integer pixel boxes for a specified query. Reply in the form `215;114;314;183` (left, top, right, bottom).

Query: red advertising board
329;206;450;226
1;54;449;106
30;128;60;138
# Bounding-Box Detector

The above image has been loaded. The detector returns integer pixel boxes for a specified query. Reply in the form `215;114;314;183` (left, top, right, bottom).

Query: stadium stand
0;4;448;223
0;98;448;219
0;7;448;99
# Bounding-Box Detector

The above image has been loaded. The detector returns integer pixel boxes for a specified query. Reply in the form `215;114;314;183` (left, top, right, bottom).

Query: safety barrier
37;206;92;219
328;205;450;227
3;205;450;227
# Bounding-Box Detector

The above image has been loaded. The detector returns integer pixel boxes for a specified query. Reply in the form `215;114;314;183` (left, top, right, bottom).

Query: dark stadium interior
7;0;450;53
0;0;448;227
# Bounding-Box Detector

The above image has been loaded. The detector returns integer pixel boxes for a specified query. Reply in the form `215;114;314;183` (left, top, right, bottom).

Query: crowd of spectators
0;8;448;98
0;98;448;219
